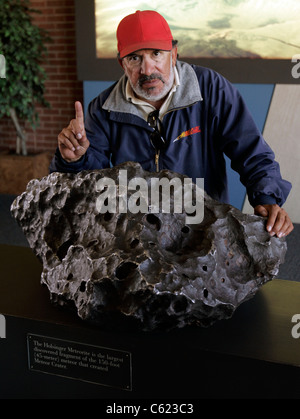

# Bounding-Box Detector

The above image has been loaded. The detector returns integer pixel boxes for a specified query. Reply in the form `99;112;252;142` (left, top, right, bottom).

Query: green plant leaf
0;0;51;153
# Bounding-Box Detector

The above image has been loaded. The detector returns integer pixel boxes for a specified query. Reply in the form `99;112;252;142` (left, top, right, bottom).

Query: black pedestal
1;244;300;399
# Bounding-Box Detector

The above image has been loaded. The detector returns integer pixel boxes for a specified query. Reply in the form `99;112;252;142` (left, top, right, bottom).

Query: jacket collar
102;61;203;119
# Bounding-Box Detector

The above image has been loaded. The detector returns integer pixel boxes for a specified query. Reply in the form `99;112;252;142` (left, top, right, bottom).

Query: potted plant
0;0;51;194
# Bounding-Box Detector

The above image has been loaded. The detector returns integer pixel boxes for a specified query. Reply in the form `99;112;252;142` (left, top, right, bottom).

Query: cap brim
119;39;173;59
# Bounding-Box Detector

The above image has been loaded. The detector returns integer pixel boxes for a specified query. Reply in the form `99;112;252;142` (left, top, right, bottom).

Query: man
50;10;293;237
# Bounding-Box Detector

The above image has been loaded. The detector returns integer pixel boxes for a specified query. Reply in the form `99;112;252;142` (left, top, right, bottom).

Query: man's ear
171;46;178;67
118;58;124;69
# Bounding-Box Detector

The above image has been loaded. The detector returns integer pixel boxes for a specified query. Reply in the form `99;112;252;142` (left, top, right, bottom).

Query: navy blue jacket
50;61;291;207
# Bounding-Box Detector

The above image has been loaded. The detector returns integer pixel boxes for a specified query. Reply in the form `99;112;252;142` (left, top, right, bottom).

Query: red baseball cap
117;10;173;59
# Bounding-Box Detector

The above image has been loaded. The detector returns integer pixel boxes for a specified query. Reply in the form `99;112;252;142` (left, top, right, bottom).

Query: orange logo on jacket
173;126;201;143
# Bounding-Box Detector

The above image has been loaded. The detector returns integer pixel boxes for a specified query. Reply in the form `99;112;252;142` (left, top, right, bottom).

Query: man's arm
209;73;293;236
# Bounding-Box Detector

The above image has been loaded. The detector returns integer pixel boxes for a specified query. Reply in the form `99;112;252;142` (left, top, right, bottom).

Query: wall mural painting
95;0;300;59
75;0;300;82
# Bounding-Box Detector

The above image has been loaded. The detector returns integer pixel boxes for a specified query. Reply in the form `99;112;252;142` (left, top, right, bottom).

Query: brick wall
0;0;83;155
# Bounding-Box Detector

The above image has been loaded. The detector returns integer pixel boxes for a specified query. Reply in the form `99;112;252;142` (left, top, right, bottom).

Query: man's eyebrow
126;49;163;57
126;52;140;57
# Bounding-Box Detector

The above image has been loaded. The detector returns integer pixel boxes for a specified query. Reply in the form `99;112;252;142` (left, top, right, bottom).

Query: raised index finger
75;101;84;127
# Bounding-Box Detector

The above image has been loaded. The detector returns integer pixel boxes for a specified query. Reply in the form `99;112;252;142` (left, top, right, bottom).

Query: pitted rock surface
11;161;287;331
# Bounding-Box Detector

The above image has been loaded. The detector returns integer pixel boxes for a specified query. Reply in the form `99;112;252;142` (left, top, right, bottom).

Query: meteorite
10;161;287;331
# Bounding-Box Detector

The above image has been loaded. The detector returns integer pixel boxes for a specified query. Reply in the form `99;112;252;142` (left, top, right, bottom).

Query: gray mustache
139;74;164;86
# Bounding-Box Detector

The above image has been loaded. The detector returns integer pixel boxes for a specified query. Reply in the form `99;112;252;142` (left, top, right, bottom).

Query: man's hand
254;204;294;237
58;101;90;162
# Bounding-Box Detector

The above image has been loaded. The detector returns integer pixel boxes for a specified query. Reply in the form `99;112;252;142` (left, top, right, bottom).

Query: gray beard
128;65;175;103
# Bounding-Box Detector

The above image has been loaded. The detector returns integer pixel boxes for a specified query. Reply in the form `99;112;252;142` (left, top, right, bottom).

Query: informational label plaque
27;334;132;390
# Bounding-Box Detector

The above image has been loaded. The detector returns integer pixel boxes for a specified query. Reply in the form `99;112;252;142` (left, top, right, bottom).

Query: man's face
121;48;177;104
